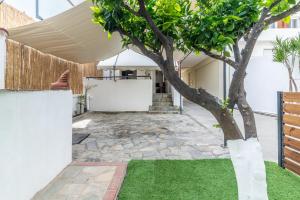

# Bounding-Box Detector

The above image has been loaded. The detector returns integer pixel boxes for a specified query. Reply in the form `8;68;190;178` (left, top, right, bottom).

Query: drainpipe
0;28;8;90
35;0;43;20
223;60;227;100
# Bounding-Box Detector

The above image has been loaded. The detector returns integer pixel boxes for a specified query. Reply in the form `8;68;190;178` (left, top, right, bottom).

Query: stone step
153;93;172;98
148;110;179;114
153;96;173;102
152;101;173;106
149;105;179;112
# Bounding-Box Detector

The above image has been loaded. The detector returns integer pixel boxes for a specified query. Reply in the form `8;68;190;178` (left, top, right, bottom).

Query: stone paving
72;111;229;162
32;163;127;200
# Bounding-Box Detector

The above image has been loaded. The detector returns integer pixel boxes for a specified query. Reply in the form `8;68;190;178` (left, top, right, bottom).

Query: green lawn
118;160;300;200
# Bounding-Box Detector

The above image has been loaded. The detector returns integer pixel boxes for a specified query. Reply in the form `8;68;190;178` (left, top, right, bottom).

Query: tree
273;36;300;92
91;0;300;199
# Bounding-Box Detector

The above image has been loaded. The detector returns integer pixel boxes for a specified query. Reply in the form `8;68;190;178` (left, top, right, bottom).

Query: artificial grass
118;160;300;200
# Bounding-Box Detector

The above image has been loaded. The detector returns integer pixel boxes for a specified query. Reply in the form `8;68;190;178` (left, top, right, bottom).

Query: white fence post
0;28;8;90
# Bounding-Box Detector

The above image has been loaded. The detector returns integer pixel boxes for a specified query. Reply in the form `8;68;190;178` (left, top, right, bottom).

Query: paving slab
32;163;127;200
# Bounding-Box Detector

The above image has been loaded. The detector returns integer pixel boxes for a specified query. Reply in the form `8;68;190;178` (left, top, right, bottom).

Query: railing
278;92;300;175
86;75;151;80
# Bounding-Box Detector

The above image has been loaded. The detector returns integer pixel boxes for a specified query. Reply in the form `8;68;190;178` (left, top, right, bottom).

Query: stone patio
72;111;228;162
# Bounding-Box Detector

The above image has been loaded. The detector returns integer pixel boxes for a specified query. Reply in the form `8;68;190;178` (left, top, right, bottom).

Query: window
291;19;298;28
121;70;137;79
269;23;276;29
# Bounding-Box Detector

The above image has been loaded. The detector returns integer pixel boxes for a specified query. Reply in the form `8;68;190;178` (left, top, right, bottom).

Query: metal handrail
86;75;152;80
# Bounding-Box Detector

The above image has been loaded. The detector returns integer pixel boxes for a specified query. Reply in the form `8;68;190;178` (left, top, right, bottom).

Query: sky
4;0;84;20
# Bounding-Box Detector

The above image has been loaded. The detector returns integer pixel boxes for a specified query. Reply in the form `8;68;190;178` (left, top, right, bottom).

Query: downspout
35;0;43;20
223;61;227;100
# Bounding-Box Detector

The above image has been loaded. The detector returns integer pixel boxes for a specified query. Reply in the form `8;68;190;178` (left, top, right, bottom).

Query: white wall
227;56;300;114
85;79;153;112
0;30;7;89
182;59;223;98
0;90;72;200
171;86;182;109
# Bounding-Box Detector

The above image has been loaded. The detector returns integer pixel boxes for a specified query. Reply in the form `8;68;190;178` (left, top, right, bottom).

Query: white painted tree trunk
228;138;268;200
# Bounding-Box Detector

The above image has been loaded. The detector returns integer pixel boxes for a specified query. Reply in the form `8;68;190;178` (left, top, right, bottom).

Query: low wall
0;90;72;200
85;79;152;112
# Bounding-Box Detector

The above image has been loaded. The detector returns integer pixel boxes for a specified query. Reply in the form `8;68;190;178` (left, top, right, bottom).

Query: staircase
149;93;179;114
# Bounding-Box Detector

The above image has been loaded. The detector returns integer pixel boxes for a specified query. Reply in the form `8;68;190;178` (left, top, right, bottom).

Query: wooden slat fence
278;92;300;176
5;39;102;94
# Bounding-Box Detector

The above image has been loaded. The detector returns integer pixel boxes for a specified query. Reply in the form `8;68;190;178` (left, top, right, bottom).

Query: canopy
7;1;123;63
98;49;159;70
7;1;207;67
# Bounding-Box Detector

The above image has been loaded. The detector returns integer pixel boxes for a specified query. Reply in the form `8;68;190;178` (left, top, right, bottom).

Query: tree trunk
237;83;257;139
291;77;298;92
288;68;294;92
228;138;268;200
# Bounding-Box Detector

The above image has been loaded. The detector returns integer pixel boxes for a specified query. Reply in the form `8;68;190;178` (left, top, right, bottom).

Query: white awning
7;1;123;63
98;49;159;70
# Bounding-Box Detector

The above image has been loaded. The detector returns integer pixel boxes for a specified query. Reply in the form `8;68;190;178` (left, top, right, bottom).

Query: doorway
155;71;167;93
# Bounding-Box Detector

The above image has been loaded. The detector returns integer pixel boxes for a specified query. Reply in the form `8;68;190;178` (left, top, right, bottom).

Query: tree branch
233;42;241;63
228;8;269;106
198;48;238;69
136;0;170;47
117;27;164;65
265;2;300;25
268;0;283;11
121;1;142;17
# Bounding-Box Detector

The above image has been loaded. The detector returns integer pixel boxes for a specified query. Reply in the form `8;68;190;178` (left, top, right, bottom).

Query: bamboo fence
0;3;34;29
5;39;101;94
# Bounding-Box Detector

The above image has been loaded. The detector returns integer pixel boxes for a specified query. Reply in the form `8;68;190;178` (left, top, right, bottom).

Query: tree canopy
91;0;299;58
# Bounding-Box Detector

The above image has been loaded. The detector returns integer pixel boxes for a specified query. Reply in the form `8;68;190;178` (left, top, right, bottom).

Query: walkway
184;100;278;162
32;163;126;200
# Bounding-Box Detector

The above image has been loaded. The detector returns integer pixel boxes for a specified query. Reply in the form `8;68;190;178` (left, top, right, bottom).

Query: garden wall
0;90;72;200
85;78;153;112
5;39;102;94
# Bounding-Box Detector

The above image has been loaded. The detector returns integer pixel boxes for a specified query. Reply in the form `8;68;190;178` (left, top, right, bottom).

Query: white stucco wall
85;79;153;112
245;57;299;114
0;30;8;89
0;90;72;200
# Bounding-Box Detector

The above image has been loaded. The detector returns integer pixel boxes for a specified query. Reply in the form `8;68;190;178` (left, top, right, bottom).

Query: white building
182;28;300;115
85;49;181;112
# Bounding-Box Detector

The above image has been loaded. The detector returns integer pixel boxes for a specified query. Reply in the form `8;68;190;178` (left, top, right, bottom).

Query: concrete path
183;100;278;162
32;162;126;200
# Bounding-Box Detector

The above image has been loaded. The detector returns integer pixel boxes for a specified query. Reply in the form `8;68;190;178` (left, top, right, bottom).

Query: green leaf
283;16;291;24
224;51;231;57
107;32;112;40
175;3;181;12
90;6;101;14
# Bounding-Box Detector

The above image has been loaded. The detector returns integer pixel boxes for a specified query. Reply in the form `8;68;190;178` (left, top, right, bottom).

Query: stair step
149;106;179;112
153;93;172;98
149;110;179;114
153;96;172;102
152;101;173;106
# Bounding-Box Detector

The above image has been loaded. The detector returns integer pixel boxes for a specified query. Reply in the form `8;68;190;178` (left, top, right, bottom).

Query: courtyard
72;101;278;163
